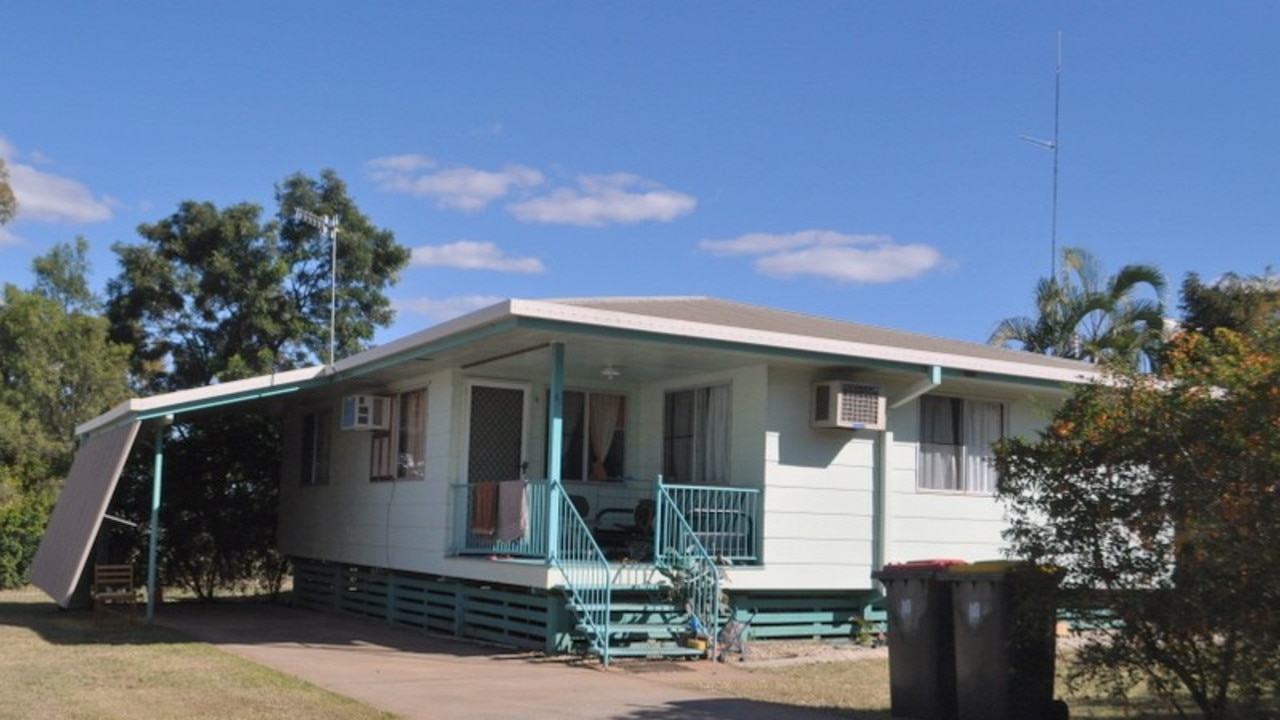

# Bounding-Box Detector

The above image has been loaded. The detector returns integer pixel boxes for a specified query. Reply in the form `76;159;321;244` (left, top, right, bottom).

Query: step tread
591;645;707;659
576;623;687;637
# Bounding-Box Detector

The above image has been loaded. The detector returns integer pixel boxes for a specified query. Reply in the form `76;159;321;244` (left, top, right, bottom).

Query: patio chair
593;499;655;560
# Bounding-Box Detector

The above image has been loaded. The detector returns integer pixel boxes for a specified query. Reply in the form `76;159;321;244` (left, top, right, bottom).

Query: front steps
568;588;710;661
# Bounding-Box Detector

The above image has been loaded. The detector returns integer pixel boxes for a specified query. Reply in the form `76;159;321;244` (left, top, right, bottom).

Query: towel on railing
470;481;499;537
496;480;529;543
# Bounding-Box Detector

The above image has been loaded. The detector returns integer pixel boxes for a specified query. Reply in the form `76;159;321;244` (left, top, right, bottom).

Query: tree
105;170;409;598
990;247;1167;370
0;241;131;588
1179;270;1280;338
107;169;409;392
0;158;16;225
994;320;1280;719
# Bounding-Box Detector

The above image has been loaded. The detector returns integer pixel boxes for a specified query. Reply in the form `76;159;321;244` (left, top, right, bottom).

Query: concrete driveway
155;602;848;720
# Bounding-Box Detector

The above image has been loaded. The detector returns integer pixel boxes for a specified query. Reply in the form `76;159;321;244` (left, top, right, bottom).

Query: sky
3;2;1277;350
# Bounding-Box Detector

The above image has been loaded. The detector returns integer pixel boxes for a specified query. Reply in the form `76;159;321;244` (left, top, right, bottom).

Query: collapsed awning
30;421;141;608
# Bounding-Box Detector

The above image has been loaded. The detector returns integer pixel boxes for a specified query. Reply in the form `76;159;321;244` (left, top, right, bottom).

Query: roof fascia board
75;366;327;438
329;317;522;382
328;301;516;378
513;316;925;375
512;306;1099;386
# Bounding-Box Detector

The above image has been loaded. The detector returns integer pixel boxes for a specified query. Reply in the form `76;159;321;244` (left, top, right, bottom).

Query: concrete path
155;603;846;720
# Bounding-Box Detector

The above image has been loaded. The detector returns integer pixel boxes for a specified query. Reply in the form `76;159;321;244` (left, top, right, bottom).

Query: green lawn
0;591;394;720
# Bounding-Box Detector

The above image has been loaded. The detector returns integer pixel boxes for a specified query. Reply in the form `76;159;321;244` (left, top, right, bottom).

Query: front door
466;382;529;482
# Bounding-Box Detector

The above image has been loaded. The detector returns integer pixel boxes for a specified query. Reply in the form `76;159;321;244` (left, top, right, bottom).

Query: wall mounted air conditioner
811;381;886;431
341;395;390;431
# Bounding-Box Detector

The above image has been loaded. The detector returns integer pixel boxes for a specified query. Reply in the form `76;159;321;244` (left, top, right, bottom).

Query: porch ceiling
347;325;800;389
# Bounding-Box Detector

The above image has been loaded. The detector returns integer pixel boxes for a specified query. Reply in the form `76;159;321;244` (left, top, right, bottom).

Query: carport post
146;415;172;620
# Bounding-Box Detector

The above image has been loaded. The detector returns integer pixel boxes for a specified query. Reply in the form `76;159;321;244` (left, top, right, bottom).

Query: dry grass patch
645;640;1193;719
0;591;394;720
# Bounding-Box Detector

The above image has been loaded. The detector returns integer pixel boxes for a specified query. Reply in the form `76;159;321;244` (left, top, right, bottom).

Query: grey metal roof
549;296;1094;374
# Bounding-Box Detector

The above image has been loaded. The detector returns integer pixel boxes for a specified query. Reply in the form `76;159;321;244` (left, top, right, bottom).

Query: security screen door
466;382;528;483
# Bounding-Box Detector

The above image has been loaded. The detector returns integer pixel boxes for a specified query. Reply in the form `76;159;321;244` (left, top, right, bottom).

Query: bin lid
872;558;968;579
941;560;1064;583
947;559;1022;574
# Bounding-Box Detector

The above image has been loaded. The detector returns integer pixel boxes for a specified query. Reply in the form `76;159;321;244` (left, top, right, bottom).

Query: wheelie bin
872;559;968;720
941;561;1064;720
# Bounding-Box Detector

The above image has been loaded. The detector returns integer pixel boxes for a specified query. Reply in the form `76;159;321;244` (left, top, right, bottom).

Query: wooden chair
93;563;140;623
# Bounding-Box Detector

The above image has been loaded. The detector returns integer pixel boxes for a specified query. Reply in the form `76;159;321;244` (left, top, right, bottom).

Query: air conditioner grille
839;384;883;425
811;380;886;431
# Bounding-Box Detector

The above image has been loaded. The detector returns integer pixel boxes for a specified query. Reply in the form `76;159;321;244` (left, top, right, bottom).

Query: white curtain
918;396;1003;493
963;400;1003;493
587;393;622;480
698;385;731;485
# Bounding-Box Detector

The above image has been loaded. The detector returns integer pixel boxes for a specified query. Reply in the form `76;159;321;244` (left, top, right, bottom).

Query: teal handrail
548;481;614;665
654;481;722;661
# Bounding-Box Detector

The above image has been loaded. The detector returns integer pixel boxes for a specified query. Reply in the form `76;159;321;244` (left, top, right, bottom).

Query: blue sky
3;2;1276;349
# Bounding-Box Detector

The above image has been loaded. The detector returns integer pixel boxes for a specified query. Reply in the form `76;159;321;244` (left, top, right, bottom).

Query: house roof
78;295;1098;437
546;296;1094;375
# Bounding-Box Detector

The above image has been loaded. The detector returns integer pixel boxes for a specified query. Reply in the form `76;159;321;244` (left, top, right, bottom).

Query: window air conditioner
811;381;886;431
341;395;390;431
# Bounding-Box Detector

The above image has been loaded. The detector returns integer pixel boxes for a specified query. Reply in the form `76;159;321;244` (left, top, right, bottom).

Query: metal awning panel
30;421;142;608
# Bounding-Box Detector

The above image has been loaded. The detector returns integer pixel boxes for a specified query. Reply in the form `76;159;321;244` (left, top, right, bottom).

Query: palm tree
990;247;1167;370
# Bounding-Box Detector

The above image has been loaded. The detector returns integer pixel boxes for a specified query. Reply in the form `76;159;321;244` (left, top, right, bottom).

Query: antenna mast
1021;31;1063;277
294;209;340;368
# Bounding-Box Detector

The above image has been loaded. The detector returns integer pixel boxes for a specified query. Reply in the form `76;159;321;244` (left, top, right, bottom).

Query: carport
29;367;323;618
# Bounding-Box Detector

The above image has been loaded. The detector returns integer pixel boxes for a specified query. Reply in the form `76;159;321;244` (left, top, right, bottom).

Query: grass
0;587;1199;720
663;651;1194;719
0;590;394;720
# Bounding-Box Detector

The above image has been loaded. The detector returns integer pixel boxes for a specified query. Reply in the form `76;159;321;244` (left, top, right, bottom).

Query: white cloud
0;139;112;224
700;230;943;283
409;241;546;273
368;155;544;212
0;227;21;247
394;295;504;323
508;173;697;226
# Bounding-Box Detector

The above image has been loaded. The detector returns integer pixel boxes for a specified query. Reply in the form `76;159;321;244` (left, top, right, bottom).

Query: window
550;390;626;480
918;395;1004;493
371;388;427;481
300;408;332;486
663;384;731;485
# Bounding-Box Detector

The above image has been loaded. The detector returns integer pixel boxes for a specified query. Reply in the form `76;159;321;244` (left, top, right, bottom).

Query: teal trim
331;318;521;381
546;343;564;561
514;317;928;374
939;367;1076;392
515;316;1089;388
135;385;304;421
146;422;165;620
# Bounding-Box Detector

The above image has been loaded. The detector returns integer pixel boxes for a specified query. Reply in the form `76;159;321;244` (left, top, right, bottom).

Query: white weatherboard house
32;296;1097;662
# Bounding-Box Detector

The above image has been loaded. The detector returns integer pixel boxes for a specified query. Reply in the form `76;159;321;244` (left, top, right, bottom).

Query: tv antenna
1020;31;1062;277
294;208;340;368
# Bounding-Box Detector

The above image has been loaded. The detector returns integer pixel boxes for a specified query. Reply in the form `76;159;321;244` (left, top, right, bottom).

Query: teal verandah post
146;417;170;620
546;342;564;561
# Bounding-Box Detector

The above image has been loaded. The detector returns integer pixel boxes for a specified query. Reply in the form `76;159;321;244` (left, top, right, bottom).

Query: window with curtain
663;384;731;485
549;390;626;481
300;408;332;486
917;395;1003;494
371;388;427;481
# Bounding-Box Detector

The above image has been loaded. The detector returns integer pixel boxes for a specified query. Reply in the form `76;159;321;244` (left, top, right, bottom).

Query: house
31;296;1097;662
